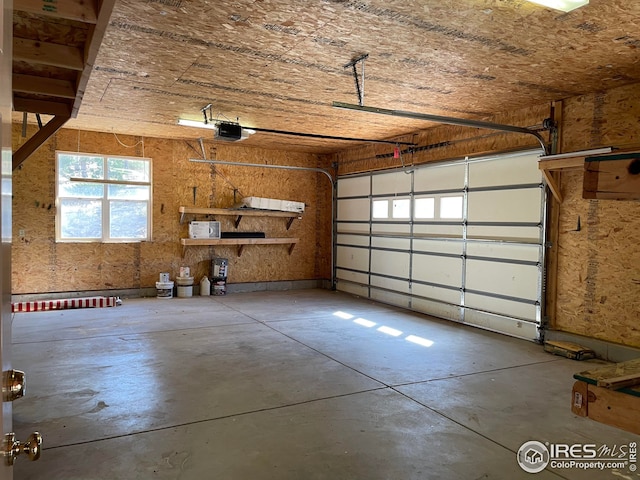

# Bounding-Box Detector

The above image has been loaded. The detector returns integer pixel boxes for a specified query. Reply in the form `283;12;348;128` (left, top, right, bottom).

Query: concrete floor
10;289;640;480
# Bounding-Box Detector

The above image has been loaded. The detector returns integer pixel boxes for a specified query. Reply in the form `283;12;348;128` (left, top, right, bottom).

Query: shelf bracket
234;215;243;229
288;243;296;255
237;245;245;257
286;217;295;230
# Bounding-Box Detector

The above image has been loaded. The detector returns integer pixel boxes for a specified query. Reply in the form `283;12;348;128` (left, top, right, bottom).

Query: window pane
60;199;102;238
108;184;150;200
58;155;104;180
440;196;463;219
372;200;388;218
392;199;410;218
415;197;435;219
110;201;148;239
108;158;150;182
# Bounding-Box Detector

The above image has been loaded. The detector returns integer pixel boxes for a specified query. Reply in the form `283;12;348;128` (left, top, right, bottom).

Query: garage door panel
467;226;540;242
411;283;461;305
414;224;464;237
337;176;370;197
466;242;540;262
414;163;465;191
371;250;409;278
371;236;410;250
413;239;464;256
467;189;542;223
468;151;542;187
337;233;369;247
338;282;369;297
336;246;369;271
464;292;537;322
464;309;539;341
337;223;370;234
371;275;410;293
372;223;411;235
372;171;412;195
337;198;370;221
413;254;462;287
466;259;539;301
371;288;410;309
336;268;369;285
413;298;463;322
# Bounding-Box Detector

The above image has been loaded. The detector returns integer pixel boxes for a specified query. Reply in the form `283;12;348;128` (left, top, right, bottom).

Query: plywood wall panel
12;127;330;295
555;172;640;347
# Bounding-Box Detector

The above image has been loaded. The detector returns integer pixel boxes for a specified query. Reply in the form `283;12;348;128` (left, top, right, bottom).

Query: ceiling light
526;0;588;12
177;118;216;130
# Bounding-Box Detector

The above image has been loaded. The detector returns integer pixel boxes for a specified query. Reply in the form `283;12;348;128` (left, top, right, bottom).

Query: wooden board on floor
574;358;640;397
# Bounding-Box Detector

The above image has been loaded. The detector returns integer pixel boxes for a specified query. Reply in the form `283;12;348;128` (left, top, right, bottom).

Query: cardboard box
189;221;221;239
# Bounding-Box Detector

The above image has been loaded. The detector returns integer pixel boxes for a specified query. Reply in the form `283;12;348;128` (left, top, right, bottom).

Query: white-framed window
56;152;152;242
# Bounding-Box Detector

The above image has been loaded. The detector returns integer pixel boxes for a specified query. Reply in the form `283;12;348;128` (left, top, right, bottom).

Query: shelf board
179;206;302;229
180;237;299;257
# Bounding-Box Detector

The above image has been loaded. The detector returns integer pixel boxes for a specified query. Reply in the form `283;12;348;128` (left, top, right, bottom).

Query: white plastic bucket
156;281;174;298
175;276;194;298
159;272;170;283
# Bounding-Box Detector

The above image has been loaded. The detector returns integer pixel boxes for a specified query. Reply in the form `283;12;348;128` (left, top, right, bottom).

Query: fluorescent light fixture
177;118;216;130
526;0;588;12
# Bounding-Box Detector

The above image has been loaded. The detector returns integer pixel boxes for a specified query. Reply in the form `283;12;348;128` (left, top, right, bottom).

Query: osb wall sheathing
12;126;332;295
553;83;640;348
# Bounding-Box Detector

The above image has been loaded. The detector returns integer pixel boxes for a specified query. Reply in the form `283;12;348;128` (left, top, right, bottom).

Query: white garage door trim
335;149;547;342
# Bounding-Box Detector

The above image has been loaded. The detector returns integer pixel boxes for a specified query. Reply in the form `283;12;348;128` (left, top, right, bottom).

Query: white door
1;2;41;475
335;150;545;341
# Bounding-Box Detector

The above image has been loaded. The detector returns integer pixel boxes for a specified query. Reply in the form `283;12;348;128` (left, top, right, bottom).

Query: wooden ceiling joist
13;0;98;23
13;97;71;117
13;38;84;71
13;74;76;99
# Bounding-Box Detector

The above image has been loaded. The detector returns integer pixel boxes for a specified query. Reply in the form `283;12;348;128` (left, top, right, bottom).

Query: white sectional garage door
335;150;546;341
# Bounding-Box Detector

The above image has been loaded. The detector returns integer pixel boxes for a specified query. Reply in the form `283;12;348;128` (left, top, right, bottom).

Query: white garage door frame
335;149;547;342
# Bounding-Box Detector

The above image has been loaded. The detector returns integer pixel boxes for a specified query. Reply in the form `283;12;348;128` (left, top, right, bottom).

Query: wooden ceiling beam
72;0;117;118
14;37;84;71
13;115;70;170
13;74;76;99
13;96;72;116
13;0;98;23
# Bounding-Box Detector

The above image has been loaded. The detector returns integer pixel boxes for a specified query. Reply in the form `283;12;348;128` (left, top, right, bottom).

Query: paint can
212;258;228;278
175;276;194;298
156;281;174;299
213;278;226;296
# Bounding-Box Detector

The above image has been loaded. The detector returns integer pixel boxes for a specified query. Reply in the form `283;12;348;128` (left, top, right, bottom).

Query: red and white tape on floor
12;296;120;313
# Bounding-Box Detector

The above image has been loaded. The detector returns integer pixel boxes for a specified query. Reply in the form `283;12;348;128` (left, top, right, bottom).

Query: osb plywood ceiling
12;0;640;154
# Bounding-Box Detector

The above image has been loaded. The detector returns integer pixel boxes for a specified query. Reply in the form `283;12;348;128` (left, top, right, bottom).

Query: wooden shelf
180;237;299;257
179;206;302;229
